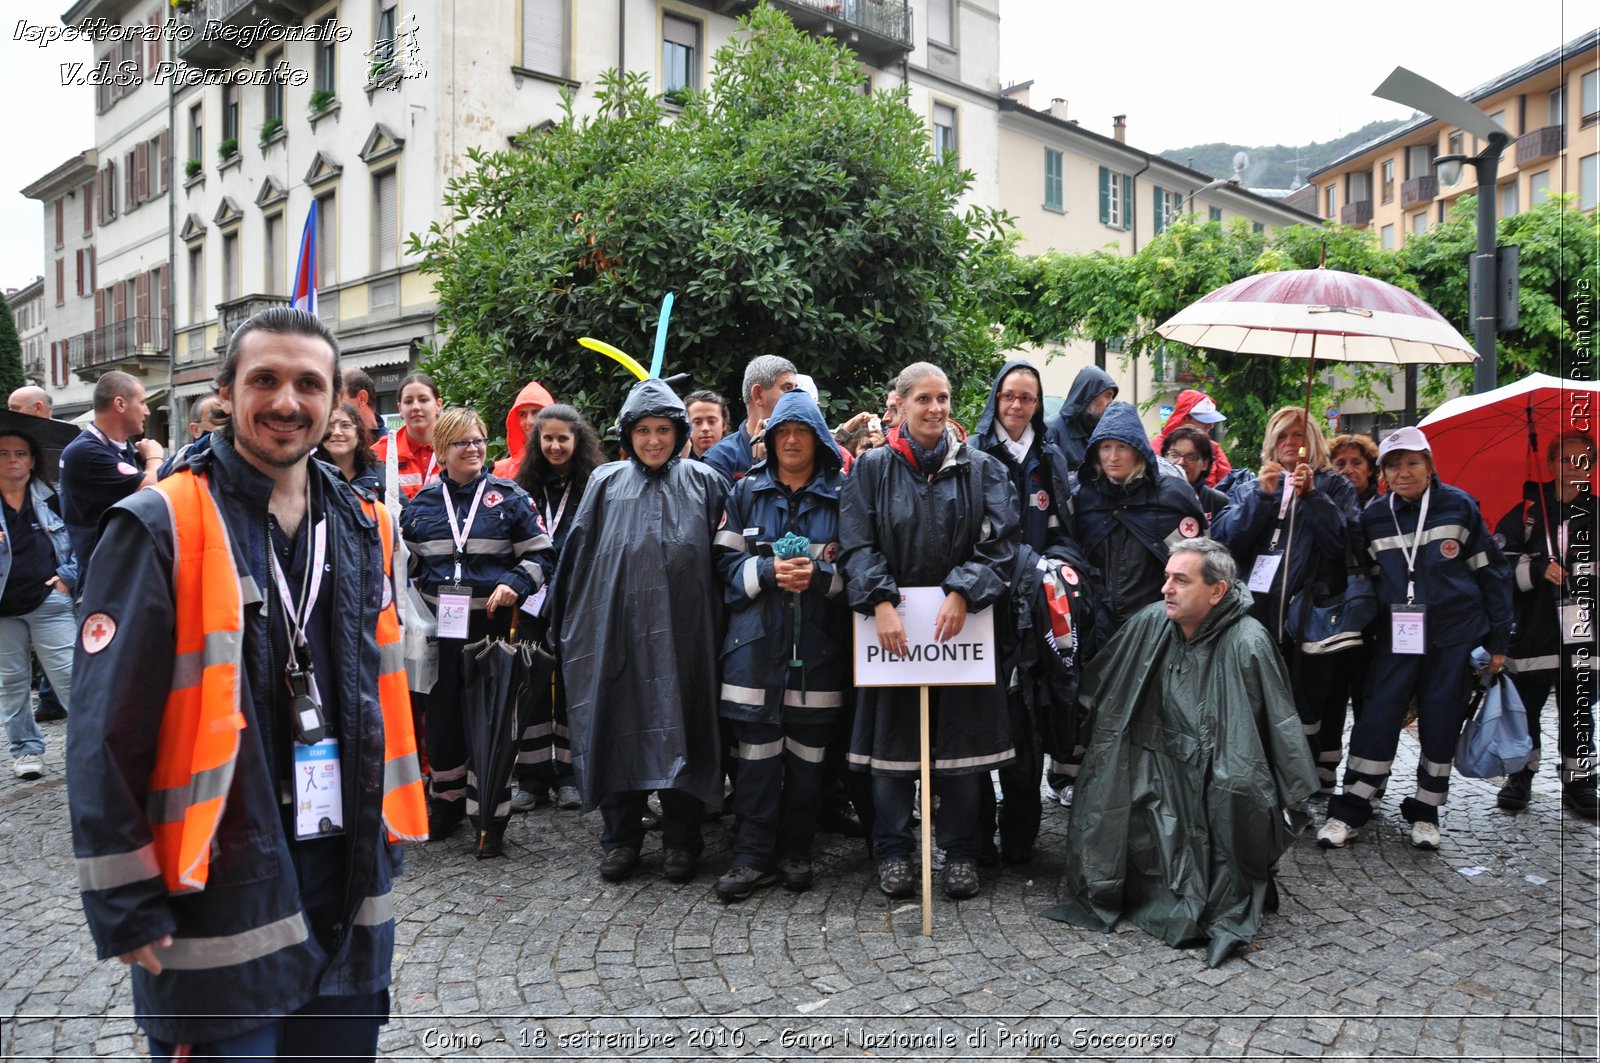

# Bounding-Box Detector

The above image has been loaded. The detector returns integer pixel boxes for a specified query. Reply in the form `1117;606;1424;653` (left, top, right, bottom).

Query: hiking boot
598;847;640;882
428;800;465;841
556;784;582;810
715;865;776;903
13;755;42;781
878;858;915;898
1497;768;1534;812
1410;820;1441;850
1316;818;1358;849
942;860;980;900
510;788;544;814
779;859;815;892
662;848;698;883
1563;781;1600;821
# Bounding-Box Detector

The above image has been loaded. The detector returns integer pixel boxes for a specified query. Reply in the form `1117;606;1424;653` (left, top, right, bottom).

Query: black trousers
425;613;513;829
1511;647;1597;784
726;716;834;869
978;691;1041;856
600;789;704;853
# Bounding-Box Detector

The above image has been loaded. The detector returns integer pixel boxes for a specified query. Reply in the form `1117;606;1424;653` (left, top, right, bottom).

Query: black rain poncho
550;379;729;811
1043;585;1319;966
838;423;1020;775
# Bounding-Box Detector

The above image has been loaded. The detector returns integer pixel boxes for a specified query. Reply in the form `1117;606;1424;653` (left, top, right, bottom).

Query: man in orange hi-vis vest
67;308;426;1062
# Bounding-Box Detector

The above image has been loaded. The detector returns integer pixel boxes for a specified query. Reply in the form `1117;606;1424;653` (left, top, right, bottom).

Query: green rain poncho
1043;584;1319;966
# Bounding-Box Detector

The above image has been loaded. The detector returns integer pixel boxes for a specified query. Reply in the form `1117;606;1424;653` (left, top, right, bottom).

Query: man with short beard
67;308;426;1060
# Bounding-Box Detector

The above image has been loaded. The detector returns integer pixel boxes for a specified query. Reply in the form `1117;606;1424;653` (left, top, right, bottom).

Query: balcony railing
1339;199;1374;226
1401;174;1438;208
216;293;290;351
672;0;912;63
1515;125;1565;166
64;317;169;376
177;0;323;68
23;356;45;383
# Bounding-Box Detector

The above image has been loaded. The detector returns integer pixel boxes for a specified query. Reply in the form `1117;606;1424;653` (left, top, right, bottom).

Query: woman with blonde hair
400;407;555;856
1211;406;1361;751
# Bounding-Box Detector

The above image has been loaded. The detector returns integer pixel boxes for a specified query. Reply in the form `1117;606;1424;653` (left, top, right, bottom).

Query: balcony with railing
1401;174;1438;208
176;0;324;68
23;355;45;385
675;0;912;64
1515;125;1565;166
65;317;169;381
215;293;290;352
1339;199;1374;226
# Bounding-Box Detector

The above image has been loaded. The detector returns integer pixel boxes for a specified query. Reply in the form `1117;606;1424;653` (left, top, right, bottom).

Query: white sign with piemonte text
853;586;996;687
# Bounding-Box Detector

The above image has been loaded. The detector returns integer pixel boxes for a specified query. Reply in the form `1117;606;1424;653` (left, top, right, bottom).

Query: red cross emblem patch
1440;539;1460;559
1033;490;1050;511
1179;516;1201;539
81;612;117;654
483;491;503;508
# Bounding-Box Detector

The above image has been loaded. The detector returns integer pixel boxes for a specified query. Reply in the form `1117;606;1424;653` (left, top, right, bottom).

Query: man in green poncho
1044;538;1318;966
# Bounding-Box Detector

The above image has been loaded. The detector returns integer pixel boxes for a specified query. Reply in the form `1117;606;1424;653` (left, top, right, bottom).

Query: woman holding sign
400;408;555;856
1318;427;1511;853
839;362;1019;902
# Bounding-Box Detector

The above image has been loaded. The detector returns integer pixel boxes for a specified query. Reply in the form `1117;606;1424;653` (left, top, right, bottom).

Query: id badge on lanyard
293;738;343;839
1388;488;1431;655
1248;487;1294;592
437;478;488;639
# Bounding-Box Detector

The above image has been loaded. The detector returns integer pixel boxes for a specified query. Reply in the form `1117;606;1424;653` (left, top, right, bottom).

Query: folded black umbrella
0;412;81;487
460;634;534;857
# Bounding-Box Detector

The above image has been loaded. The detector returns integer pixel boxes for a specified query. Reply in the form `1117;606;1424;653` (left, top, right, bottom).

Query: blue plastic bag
1455;650;1534;779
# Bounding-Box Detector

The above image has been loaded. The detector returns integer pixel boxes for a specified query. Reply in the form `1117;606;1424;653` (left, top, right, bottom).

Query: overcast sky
1;1;1593;289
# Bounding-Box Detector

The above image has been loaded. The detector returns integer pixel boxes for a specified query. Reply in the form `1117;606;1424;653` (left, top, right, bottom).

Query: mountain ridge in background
1162;117;1410;189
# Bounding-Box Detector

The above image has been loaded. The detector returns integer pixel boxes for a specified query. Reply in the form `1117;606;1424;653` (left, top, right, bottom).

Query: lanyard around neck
542;481;572;538
443;476;488;582
1389;486;1432;604
268;479;327;657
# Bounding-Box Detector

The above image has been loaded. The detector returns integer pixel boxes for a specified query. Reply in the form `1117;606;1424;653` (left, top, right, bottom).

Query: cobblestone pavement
3;705;1596;1061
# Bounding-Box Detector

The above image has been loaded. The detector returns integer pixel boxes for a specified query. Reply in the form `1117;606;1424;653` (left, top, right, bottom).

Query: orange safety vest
145;473;427;896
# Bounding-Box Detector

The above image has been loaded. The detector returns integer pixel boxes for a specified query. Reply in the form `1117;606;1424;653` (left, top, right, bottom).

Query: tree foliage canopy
414;3;1016;440
0;300;24;398
1003;195;1598;452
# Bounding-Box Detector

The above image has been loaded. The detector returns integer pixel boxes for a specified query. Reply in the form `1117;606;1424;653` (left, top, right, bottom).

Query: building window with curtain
1499;180;1519;218
316;191;337;286
1581;154;1598;212
1099;166;1129;230
263;212;283;295
188;246;204;321
1043;148;1062;211
1381;159;1394;203
522;0;568;78
663;14;698;99
222;231;240;301
1208;206;1223;223
315;23;337;96
932;103;956;163
928;0;952;46
263;48;284;130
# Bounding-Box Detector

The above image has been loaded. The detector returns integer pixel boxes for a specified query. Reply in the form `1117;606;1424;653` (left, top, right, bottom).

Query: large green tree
414;3;1016;440
0;299;24;398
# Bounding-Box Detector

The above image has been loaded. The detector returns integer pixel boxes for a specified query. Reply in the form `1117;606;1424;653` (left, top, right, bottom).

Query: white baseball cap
1378;425;1432;462
793;374;819;402
1187;397;1226;423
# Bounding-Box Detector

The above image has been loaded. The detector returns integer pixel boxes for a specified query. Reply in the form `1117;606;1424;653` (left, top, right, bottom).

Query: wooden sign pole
919;684;933;937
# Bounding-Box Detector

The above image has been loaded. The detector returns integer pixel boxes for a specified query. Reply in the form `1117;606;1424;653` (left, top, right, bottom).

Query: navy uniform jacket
399;470;553;615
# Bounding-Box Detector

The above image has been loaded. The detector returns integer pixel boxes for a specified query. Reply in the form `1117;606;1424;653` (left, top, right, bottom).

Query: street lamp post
1373;67;1511;394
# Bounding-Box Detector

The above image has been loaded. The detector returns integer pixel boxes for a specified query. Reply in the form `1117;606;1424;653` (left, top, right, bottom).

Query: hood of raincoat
617;378;690;469
1080;401;1158;482
974;358;1048;446
1159;388;1221;436
1043;582;1320;967
761;388;843;474
502;379;555;467
1059;365;1118;425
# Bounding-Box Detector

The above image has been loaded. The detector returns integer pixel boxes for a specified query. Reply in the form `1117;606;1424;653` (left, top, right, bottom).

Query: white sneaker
13;755;42;780
1316;818;1358;848
1410;821;1441;851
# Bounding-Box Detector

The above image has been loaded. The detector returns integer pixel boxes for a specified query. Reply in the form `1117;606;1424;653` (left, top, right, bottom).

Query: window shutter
125;152;135;210
156;267;169;350
1098;167;1110;224
55;199;64;246
136;142;149;205
522;0;567;76
664;15;696;48
1122;174;1133;231
55;259;64;304
89;245;96;291
136;271;151;346
156;132;169;195
375;171;397;270
147;14;159;73
94;288;105;328
317;194;336;285
76;250;84;295
83;180;93;233
113;280;126;320
1153;185;1164;235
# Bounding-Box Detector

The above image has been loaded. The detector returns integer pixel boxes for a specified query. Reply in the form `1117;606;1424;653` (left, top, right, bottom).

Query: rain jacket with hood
1496;478;1595;675
715;391;850;724
838;421;1020;775
1043;585;1319;967
491;380;555;479
1069;402;1206;644
551;378;729;811
974;359;1074;553
1210;466;1361;642
1152;389;1232;488
1044;366;1118;473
